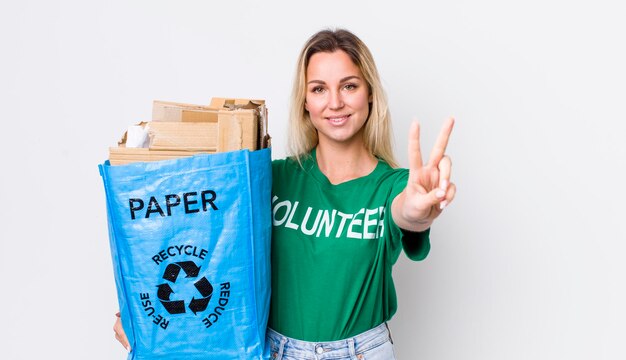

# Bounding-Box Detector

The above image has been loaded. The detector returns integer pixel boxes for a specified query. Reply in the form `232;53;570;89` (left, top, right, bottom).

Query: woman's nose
328;90;344;110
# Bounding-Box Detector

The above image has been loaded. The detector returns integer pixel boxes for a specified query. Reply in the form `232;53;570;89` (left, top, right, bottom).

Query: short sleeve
401;228;430;261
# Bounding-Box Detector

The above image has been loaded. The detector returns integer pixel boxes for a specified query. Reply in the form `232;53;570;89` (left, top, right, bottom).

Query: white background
1;0;624;359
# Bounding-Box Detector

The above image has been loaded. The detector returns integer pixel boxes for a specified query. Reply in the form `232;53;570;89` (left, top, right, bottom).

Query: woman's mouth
326;114;351;125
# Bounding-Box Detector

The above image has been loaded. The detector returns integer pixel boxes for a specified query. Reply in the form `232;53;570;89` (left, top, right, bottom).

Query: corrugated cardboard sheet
109;98;270;165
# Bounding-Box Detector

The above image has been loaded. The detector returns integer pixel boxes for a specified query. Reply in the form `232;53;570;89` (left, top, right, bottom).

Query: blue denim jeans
266;323;396;360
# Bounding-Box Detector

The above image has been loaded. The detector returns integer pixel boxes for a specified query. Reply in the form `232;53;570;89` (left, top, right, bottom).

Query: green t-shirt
268;150;430;341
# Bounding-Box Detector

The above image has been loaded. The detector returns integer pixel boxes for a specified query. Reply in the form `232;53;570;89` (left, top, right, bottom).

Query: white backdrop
1;1;624;359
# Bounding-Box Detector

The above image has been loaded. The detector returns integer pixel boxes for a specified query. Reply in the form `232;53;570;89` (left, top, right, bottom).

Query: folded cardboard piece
109;98;270;165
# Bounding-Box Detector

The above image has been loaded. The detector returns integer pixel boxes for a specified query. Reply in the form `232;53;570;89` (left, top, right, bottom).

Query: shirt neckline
308;147;385;188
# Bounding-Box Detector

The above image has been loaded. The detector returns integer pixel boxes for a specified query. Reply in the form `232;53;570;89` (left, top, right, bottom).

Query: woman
266;28;454;359
114;28;455;359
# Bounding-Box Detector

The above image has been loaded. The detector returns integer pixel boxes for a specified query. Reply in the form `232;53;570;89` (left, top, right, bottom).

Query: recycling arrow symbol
156;261;213;315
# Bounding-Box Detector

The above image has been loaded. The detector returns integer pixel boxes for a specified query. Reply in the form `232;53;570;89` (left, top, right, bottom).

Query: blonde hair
288;28;398;168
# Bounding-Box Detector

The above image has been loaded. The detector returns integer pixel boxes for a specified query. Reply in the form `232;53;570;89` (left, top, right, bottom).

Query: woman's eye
311;87;324;94
344;83;357;91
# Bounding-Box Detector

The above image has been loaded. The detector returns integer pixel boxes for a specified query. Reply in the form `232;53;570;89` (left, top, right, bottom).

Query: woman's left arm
391;118;456;232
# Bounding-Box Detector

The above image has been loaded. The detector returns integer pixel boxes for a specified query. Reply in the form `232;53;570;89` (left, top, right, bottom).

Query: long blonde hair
288;28;398;168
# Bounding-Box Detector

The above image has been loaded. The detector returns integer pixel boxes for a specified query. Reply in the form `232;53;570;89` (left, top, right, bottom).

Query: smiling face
305;50;371;148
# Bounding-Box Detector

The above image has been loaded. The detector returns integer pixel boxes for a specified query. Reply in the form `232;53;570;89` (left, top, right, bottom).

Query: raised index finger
408;121;423;171
428;117;455;167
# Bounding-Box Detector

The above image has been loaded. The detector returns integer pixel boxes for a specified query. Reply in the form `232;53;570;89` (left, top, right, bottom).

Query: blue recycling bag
99;148;271;359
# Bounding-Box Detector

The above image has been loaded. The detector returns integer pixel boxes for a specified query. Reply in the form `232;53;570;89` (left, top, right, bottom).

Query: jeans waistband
266;323;391;359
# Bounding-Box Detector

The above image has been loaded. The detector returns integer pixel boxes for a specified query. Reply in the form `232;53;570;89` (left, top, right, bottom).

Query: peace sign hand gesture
391;118;456;233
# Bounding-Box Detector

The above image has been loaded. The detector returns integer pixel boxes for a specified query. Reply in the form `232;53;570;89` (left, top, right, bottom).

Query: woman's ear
304;100;309;112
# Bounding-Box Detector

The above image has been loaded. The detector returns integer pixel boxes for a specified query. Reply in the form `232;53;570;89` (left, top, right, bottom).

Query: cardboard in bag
108;97;270;165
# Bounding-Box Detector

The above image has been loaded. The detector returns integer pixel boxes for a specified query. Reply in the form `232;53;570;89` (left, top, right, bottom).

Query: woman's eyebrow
307;75;362;85
339;75;361;83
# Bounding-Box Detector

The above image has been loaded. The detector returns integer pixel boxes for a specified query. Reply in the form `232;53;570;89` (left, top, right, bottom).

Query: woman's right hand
113;312;131;352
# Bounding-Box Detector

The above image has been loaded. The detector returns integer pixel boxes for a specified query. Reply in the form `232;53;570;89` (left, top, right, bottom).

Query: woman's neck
315;139;378;185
